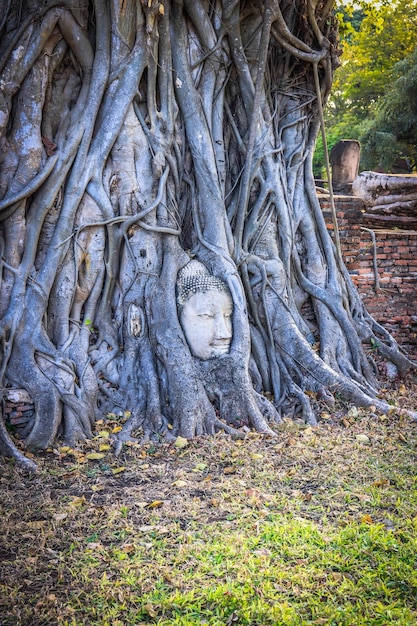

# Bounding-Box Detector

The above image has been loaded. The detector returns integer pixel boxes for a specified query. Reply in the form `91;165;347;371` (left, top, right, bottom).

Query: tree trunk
352;170;417;214
0;0;415;470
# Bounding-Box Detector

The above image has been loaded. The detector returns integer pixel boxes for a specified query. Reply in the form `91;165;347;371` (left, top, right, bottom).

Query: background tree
0;0;415;472
314;0;417;176
359;48;417;171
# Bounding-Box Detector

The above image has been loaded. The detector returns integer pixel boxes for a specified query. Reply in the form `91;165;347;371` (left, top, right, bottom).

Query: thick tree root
0;412;37;473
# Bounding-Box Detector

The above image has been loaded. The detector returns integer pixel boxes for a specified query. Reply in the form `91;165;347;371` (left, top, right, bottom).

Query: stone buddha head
176;260;233;360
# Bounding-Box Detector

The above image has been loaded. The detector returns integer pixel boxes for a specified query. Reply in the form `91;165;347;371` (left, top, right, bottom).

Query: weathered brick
320;195;417;353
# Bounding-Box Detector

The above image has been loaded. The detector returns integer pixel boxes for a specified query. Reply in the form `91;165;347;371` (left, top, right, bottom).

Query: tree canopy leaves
314;0;417;176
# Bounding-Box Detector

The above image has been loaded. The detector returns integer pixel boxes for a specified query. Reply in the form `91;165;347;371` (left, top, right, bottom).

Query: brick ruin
320;194;417;360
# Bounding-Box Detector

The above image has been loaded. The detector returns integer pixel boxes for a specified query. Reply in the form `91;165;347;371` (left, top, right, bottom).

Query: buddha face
179;289;233;360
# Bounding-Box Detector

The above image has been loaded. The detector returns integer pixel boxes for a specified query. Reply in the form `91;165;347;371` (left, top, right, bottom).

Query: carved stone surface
177;260;233;360
330;140;361;193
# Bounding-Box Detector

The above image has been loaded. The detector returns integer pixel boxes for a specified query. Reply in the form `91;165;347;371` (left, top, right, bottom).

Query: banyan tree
0;0;415;472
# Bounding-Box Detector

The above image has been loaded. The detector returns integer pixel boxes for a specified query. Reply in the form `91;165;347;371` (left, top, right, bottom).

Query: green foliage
357;47;417;170
335;0;417;106
313;130;341;179
321;0;417;172
335;5;364;41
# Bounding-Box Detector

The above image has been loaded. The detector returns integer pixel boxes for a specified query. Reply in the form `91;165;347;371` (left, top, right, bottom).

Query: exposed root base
0;416;37;473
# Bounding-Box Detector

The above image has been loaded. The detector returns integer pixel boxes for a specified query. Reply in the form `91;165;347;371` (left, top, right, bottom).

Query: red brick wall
320;195;417;358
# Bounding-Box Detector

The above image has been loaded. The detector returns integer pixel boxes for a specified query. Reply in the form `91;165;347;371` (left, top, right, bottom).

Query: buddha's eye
198;313;214;319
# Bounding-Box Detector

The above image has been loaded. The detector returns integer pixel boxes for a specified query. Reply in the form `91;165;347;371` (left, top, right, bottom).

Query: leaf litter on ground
0;379;416;625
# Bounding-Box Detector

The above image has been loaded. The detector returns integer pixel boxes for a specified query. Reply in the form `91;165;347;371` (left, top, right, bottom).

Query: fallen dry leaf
373;478;390;487
97;430;110;438
145;500;164;509
356;434;370;444
85;452;105;460
69;496;86;507
121;543;136;554
171;479;188;488
112;467;126;475
144;604;157;618
193;463;207;472
253;548;272;557
28;520;47;529
175;436;188;449
86;542;104;551
353;492;372;503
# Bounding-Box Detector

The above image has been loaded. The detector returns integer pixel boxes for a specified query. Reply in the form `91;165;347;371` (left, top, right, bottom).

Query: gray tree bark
0;0;415;471
352;170;417;213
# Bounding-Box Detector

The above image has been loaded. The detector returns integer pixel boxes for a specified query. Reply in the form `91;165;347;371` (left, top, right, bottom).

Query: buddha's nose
215;314;232;340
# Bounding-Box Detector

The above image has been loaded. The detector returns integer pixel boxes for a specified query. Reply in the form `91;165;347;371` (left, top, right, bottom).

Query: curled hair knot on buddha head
176;259;230;308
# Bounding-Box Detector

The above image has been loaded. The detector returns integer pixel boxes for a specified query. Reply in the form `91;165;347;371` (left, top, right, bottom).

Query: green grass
0;401;416;625
56;516;417;625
